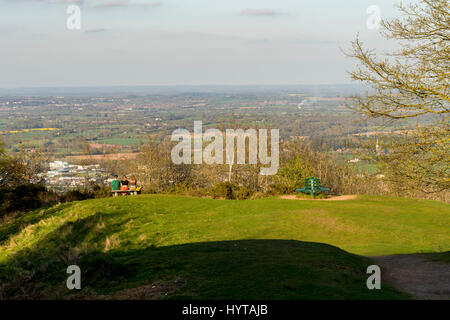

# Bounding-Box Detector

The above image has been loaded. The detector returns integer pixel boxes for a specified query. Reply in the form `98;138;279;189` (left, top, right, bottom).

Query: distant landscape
0;0;448;305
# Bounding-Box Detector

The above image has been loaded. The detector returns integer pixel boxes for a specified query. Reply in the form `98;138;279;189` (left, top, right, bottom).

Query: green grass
0;195;448;299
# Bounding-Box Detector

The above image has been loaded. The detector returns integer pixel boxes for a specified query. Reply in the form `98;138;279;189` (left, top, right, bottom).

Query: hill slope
0;195;448;299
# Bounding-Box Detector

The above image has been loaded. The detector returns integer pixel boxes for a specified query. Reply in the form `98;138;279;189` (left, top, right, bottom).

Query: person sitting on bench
111;175;120;196
129;175;137;195
120;175;129;195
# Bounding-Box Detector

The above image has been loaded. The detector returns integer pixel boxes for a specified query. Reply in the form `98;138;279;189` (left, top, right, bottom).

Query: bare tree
347;0;449;119
345;0;449;197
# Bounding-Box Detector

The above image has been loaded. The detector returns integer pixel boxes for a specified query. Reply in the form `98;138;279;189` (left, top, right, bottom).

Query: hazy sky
0;0;402;87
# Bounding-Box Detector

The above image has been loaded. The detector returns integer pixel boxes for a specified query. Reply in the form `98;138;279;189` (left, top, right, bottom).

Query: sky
0;0;403;87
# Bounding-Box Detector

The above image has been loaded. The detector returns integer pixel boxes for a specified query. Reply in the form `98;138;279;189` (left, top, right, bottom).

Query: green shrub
211;182;235;200
235;186;251;200
142;186;157;194
0;183;113;218
63;189;93;202
267;183;291;195
0;184;51;217
92;185;111;199
249;192;267;199
210;183;253;200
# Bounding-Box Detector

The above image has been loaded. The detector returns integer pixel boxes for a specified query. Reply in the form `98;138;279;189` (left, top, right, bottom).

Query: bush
0;182;115;219
62;189;93;202
62;184;111;202
209;183;253;200
142;186;157;194
0;184;52;218
249;192;267;199
92;185;111;199
235;186;251;200
211;182;235;200
267;183;292;195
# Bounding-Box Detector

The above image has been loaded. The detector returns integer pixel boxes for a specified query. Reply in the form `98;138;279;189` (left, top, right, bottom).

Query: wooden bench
296;177;329;198
111;188;141;196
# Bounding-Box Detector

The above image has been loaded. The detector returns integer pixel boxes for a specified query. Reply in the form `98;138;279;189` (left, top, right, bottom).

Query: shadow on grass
0;212;408;300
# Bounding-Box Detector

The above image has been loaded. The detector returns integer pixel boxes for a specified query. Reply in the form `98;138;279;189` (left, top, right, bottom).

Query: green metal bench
296;177;329;198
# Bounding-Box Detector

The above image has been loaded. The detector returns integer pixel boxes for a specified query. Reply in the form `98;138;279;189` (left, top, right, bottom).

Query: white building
49;161;70;172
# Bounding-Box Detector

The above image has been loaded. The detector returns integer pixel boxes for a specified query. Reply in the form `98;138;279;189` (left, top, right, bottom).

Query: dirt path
279;195;358;201
372;254;450;300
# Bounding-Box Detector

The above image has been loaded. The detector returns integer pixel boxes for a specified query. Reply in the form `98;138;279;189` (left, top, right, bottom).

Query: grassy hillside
0;195;448;299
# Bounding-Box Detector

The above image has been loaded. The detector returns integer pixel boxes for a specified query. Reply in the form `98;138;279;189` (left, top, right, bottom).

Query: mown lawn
0;195;448;299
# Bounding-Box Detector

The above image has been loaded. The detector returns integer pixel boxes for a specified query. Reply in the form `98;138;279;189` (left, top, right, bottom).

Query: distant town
42;160;109;192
